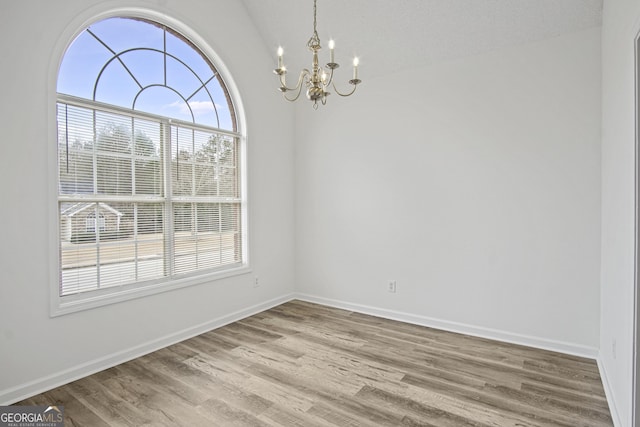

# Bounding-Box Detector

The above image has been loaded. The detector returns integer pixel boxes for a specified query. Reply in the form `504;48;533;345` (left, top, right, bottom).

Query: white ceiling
240;0;603;79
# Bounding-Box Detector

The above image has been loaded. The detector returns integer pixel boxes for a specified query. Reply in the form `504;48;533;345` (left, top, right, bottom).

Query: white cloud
166;100;225;117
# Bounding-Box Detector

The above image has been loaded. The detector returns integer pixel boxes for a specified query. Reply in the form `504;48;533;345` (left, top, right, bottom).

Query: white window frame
49;11;249;317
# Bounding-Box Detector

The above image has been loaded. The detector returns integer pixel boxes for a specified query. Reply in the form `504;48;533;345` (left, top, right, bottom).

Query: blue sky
58;17;234;131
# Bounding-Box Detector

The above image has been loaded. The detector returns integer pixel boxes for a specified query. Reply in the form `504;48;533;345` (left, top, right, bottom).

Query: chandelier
273;0;361;109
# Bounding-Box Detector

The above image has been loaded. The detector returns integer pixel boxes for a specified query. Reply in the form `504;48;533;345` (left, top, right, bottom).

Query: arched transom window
55;17;246;312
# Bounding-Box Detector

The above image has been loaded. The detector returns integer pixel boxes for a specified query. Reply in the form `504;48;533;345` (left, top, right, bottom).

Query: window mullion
91;112;101;290
164;122;175;278
94;203;102;290
131;117;139;282
92;109;98;197
131;116;136;197
134;203;139;281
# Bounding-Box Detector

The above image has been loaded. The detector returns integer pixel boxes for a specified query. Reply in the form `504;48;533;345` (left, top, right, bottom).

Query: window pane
94;60;141;108
57;104;95;195
188;86;218;127
120;49;165;89
133;119;161;156
96;155;132;195
165;30;213;80
206;77;235;131
220;203;242;264
95;112;132;152
59;202;166;296
135;86;193;121
89;17;164;53
218;166;238;197
133;118;163;196
136;203;166;281
173;202;197;273
135;159;162;195
58;143;95;195
172;127;238;197
173;202;241;275
218;136;237;167
171;126;194;196
166;55;203;100
57;31;112;99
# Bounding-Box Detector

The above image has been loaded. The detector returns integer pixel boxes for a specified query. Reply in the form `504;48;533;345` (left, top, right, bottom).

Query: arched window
55;16;246;312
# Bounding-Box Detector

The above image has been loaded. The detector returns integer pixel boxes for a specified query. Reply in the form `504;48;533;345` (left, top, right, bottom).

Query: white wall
295;28;602;354
0;0;613;418
0;0;295;404
600;1;640;425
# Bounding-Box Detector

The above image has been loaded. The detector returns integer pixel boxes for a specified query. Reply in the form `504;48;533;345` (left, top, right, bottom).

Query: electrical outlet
254;277;260;288
388;280;397;293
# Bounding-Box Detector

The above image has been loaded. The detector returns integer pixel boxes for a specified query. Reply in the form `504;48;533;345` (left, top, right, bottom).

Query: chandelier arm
323;67;335;87
332;82;359;97
282;82;305;102
282;70;310;102
279;69;310;92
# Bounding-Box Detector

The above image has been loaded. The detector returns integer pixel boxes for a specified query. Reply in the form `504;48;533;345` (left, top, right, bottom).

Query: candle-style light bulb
328;39;335;63
277;46;284;69
353;57;359;79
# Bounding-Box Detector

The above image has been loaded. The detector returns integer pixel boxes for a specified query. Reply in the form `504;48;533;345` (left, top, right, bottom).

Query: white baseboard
0;293;295;406
597;357;623;427
2;292;604;408
294;293;600;359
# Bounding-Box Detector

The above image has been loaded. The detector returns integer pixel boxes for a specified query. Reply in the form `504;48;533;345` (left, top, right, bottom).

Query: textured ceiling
240;0;603;79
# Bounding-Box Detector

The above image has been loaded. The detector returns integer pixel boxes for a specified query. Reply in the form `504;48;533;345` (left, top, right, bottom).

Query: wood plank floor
18;300;613;426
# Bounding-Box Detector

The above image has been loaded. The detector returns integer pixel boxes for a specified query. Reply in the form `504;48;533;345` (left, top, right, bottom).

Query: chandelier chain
313;0;317;33
307;0;321;50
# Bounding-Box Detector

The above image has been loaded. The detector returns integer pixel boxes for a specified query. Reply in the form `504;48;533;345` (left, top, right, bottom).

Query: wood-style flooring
18;300;613;426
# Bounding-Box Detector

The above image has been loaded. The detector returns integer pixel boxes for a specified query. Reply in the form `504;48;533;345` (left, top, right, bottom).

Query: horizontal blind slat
58;101;243;297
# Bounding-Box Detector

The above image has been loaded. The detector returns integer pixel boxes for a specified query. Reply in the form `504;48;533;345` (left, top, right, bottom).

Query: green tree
133;130;162;196
95;123;132;195
59;137;93;194
193;135;235;197
172;149;194;197
96;123;131;153
134;129;156;157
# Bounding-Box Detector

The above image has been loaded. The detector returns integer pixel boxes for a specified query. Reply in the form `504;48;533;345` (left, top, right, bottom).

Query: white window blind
57;100;242;297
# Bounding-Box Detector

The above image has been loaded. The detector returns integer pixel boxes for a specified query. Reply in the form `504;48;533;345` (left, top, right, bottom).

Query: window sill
50;264;251;317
